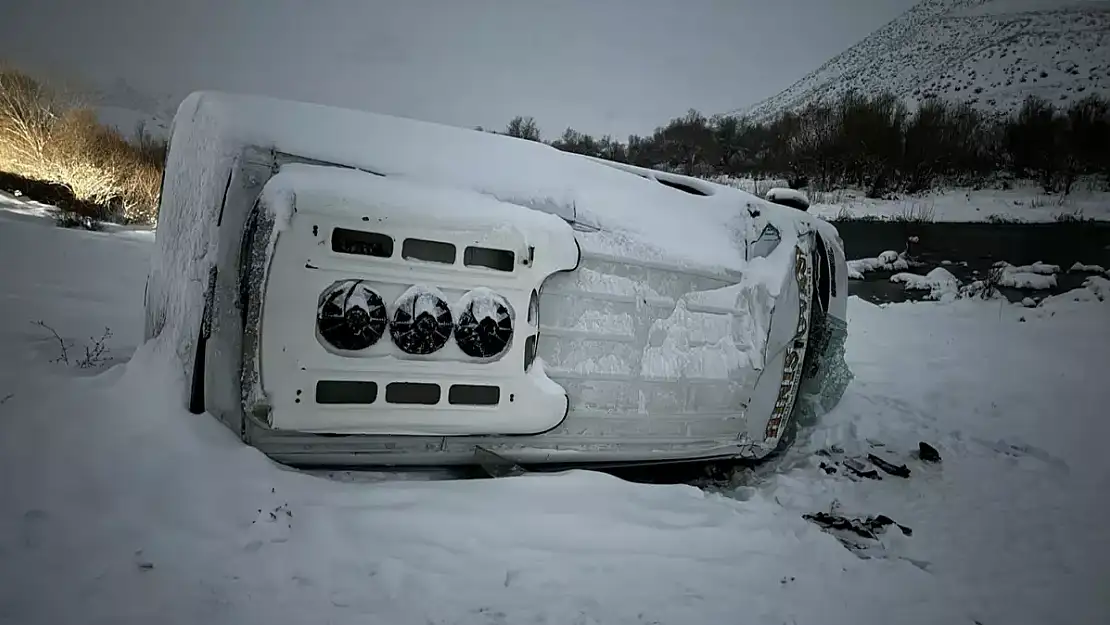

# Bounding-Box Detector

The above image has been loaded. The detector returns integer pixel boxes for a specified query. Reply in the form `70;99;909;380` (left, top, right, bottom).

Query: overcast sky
0;0;920;138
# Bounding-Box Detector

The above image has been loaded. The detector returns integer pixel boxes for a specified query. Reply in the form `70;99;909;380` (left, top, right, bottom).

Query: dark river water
834;221;1110;304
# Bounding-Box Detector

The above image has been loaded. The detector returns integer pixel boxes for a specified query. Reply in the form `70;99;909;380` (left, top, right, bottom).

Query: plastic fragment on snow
868;453;911;478
918;441;941;463
803;511;913;542
473;446;527;478
843;457;881;480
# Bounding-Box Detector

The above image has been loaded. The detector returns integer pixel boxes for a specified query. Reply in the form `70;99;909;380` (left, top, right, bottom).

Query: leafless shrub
893;200;936;223
0;66;165;224
811;188;848;205
55;210;106;231
31;320;113;368
77;327;113;369
960;266;1006;300
1053;210;1091;223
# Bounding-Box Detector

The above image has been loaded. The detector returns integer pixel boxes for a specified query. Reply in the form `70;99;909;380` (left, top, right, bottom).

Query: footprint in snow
973;437;1070;474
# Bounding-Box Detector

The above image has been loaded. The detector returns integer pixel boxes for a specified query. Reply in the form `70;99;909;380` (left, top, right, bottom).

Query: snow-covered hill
738;0;1110;121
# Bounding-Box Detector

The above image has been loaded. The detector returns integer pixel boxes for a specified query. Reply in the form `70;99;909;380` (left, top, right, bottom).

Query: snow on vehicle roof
172;91;806;274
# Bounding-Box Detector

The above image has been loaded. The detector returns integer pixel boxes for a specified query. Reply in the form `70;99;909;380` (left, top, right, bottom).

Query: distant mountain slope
87;78;176;140
737;0;1110;121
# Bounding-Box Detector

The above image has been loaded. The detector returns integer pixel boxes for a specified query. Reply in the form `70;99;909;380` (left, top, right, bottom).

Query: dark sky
0;0;921;137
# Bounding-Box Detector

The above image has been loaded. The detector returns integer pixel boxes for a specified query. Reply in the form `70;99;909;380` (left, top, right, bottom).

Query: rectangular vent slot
464;246;515;272
523;334;538;371
448;384;500;406
385;382;441;405
402;238;455;264
316;380;378;404
332;228;393;258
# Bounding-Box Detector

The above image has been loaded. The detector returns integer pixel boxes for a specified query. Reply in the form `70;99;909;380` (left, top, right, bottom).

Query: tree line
488;91;1110;197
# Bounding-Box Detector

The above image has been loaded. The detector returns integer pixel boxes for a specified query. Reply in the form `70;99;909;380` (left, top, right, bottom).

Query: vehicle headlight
749;223;781;260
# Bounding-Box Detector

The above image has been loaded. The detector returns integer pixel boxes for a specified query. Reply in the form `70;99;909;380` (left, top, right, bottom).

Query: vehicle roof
171;91;814;273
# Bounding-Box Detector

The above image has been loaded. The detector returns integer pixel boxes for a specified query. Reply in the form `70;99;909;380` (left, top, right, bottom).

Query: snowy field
713;180;1110;223
1;205;1109;625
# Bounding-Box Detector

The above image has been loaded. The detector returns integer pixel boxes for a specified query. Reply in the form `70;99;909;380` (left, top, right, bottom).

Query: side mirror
765;188;810;211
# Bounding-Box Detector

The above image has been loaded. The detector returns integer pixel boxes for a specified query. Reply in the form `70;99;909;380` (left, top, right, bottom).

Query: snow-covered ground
0;190;157;239
806;185;1110;223
710;179;1110;223
1;207;1108;625
0;191;59;222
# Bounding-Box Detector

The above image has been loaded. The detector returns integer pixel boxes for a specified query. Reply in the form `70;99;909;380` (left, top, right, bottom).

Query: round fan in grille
455;291;514;358
317;280;388;351
390;289;454;355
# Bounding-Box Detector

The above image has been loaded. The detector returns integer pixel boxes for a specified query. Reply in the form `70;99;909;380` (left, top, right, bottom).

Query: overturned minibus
144;91;852;468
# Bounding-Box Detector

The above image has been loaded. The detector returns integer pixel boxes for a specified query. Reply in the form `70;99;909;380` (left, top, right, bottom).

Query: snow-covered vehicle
144;91;852;468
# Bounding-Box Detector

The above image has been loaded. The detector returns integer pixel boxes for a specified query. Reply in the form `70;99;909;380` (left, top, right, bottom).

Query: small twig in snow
31;320;71;364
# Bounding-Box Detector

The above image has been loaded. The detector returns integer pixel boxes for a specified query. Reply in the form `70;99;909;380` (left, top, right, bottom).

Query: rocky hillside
738;0;1110;121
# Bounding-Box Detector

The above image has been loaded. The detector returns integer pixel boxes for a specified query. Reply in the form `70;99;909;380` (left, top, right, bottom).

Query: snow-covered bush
959;265;1006;300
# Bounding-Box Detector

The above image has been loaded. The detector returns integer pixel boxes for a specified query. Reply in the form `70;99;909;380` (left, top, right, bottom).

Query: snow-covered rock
993;261;1059;289
847;250;911;279
994;260;1060;276
1069;262;1107;274
765;187;810;209
1024;275;1109;319
890;267;962;301
1082;274;1110;300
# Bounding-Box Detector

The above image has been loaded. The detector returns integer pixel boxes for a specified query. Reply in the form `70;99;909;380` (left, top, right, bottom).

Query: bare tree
0;68;59;174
